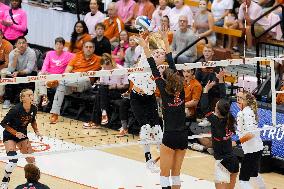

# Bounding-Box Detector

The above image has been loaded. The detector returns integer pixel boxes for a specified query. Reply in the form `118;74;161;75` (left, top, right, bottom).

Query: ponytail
243;90;258;121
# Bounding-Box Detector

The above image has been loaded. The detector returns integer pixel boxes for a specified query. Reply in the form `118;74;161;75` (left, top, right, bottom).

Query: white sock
251;174;266;189
160;176;170;187
143;144;152;162
171;175;181;186
239;180;253;189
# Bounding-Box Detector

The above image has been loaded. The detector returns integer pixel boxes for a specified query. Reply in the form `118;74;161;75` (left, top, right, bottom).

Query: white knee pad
152;125;163;143
3;151;18;179
239;181;254;189
214;160;230;184
140;124;152;141
171;176;181;186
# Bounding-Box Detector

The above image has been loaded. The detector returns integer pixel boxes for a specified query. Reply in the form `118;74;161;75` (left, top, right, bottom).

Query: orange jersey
104;17;124;40
184;78;202;116
69;33;92;53
0;39;12;65
68;52;101;73
276;86;284;105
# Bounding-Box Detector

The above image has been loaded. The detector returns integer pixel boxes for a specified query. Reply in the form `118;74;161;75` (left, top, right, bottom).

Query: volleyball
135;16;151;32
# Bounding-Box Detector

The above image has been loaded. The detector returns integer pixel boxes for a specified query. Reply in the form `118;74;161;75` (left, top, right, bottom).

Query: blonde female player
136;29;187;189
0;89;42;189
236;91;266;189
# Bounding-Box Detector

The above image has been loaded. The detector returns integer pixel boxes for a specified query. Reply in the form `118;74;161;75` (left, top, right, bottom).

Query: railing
174;36;208;64
252;4;284;86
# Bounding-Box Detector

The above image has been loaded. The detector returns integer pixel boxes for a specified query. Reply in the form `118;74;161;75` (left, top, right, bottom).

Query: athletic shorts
3;130;28;143
215;155;239;183
239;150;262;181
162;131;188;150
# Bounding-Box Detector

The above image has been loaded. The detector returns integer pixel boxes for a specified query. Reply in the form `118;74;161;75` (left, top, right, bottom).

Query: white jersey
236;106;263;154
128;46;157;95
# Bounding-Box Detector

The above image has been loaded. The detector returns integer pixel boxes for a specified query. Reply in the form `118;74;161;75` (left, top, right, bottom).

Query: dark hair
70;21;89;52
183;68;196;75
217;99;236;133
11;0;22;8
24;164;40;183
55;37;65;46
16;36;27;43
95;22;105;30
163;68;184;95
163;15;170;22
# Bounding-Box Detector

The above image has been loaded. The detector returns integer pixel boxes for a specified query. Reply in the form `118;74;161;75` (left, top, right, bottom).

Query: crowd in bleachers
0;0;283;136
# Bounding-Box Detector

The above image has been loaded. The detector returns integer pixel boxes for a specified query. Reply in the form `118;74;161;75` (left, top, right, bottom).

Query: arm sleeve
10;11;27;32
0;107;16;129
147;57;160;78
22;50;36;74
219;83;227;98
40;52;50;73
192;85;202;101
200;93;211;114
166;52;176;71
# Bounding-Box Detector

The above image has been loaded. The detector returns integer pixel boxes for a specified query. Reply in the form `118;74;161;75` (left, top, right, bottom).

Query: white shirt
238;1;269;27
129;46;156;95
169;5;193;31
100;65;129;85
84;11;106;37
236;106;264;154
149;6;171;32
211;0;233;20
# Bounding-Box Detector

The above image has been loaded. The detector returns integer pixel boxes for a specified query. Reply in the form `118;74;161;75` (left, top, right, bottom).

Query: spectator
34;37;74;106
50;41;101;124
149;0;171;32
211;0;233;27
237;0;269;52
195;44;223;127
92;23;111;56
15;164;50;189
276;85;284;105
0;0;9;31
183;68;202;120
112;30;129;66
69;21;92;53
83;53;128;128
169;0;193;31
84;0;105;37
172;15;197;64
224;11;238;50
133;0;155;20
193;0;216;46
3;37;36;109
104;2;124;48
0;29;13;103
124;35;138;68
116;0;136;25
1;0;27;45
160;16;174;44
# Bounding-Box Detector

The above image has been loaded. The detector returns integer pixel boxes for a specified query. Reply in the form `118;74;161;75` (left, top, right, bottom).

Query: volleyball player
0;89;42;189
200;74;239;189
236;90;266;189
136;29;187;189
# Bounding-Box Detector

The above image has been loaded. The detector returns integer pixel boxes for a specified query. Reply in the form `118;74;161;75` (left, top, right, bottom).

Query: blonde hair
243;90;258;121
148;32;165;50
20;88;32;102
101;53;117;68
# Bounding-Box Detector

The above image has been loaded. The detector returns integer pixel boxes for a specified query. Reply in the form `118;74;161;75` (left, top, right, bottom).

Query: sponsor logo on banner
0;77;16;83
201;61;217;67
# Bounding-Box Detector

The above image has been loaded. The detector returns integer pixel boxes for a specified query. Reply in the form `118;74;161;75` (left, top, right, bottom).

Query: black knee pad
7;151;18;163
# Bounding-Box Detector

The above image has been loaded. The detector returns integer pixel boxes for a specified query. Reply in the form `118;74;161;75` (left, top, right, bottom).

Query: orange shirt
0;39;13;67
184;78;202;116
276;86;284;105
69;33;92;53
68;52;101;73
133;1;155;19
104;17;124;41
